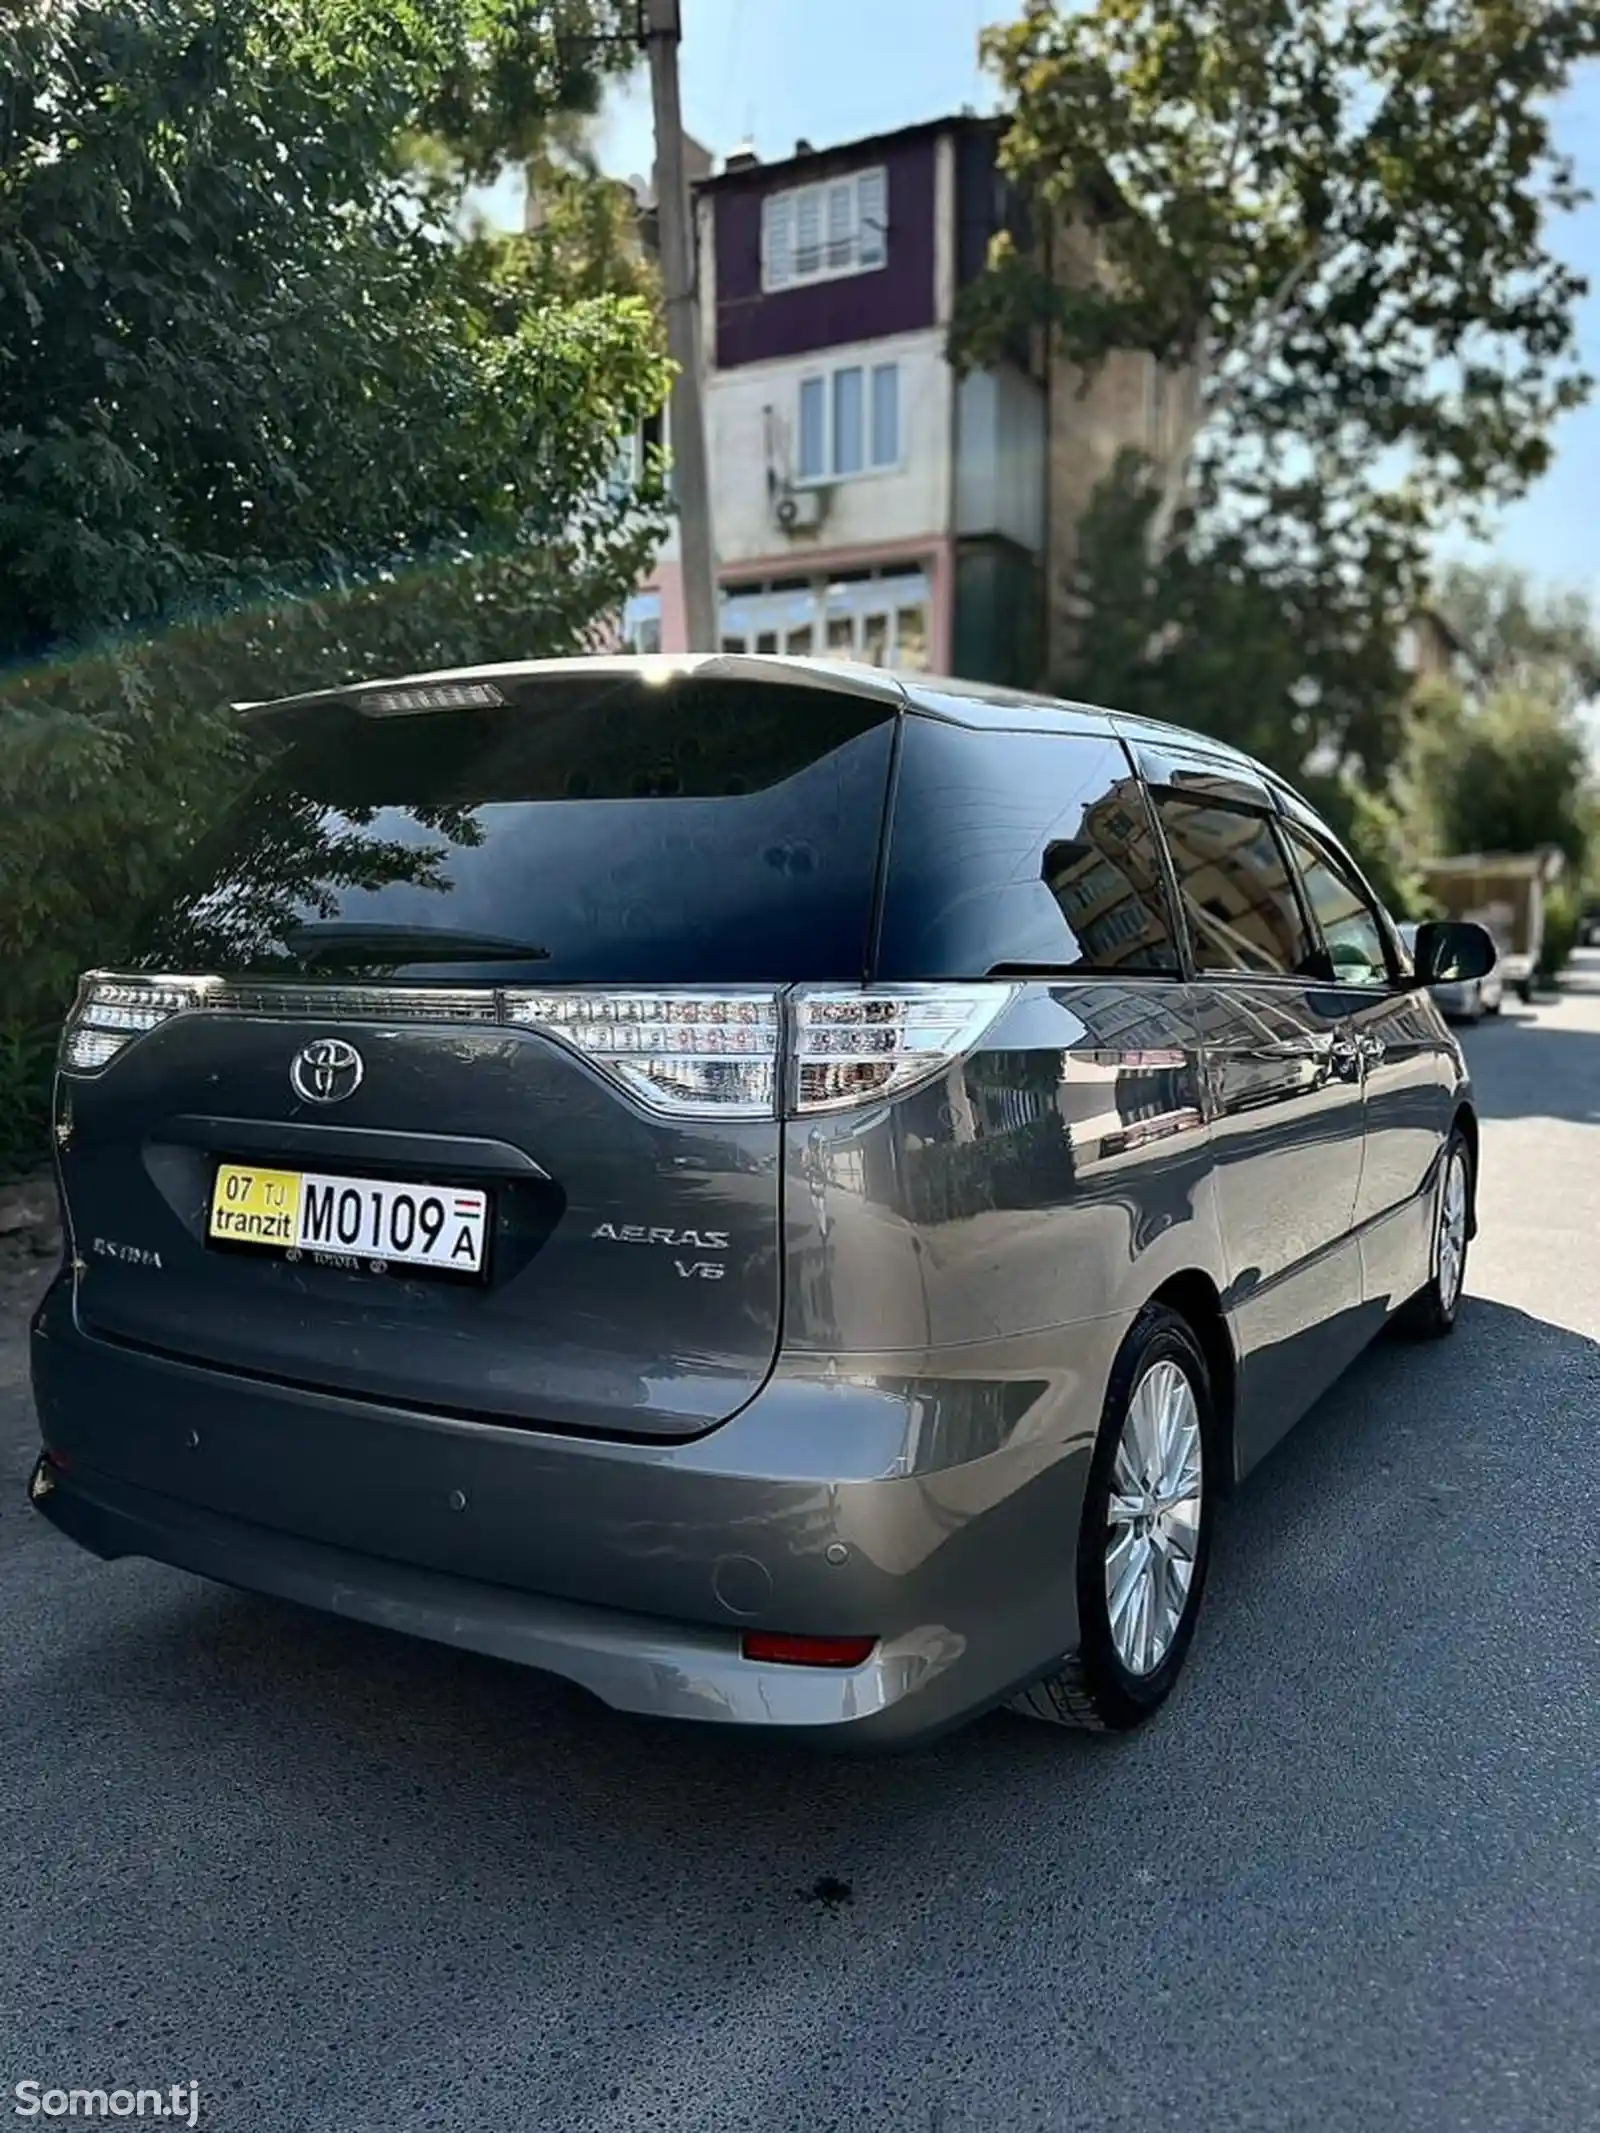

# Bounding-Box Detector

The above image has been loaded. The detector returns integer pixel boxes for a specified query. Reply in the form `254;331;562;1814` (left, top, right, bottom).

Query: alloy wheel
1104;1359;1204;1677
1437;1146;1469;1315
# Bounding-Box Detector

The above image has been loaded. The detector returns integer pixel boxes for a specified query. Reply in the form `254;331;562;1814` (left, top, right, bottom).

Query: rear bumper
29;1281;1114;1746
28;1455;962;1739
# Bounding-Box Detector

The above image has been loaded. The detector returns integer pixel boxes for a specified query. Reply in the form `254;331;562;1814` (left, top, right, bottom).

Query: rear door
1274;813;1453;1313
1143;767;1369;1468
57;665;899;1439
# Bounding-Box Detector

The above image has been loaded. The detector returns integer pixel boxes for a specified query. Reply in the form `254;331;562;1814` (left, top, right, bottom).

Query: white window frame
761;167;888;293
794;359;902;486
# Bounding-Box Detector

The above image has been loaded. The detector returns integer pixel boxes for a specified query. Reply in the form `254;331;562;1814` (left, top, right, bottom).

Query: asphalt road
3;964;1598;2133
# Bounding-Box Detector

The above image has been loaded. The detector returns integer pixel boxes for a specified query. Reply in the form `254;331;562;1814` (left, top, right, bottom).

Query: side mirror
1411;919;1497;987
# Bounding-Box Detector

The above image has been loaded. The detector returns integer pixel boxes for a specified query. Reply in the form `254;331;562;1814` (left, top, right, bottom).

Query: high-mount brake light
356;680;508;716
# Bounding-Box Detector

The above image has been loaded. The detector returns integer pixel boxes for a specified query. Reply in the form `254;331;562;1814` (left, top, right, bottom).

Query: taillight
502;990;781;1118
56;975;1016;1117
791;985;1016;1113
61;974;216;1074
506;984;1015;1119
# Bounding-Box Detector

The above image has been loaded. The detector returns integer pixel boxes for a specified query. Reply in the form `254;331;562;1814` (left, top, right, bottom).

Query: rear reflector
741;1632;877;1669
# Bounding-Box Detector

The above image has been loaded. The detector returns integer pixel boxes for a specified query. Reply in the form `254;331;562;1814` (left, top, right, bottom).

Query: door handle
1358;1034;1386;1063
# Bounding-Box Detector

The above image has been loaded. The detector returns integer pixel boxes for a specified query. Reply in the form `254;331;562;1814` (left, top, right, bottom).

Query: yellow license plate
208;1164;303;1247
207;1162;490;1272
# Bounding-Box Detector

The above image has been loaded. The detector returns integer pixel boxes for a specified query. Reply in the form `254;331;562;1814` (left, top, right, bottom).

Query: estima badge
290;1037;365;1105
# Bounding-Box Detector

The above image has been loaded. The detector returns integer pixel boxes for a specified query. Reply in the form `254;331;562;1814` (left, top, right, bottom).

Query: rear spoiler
231;653;909;723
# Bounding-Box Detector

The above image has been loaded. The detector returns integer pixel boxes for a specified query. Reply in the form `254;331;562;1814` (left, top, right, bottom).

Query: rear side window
1153;795;1316;978
134;675;897;985
876;721;1182;980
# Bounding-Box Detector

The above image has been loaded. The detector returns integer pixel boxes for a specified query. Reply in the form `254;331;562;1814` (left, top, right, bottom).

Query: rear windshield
133;674;897;985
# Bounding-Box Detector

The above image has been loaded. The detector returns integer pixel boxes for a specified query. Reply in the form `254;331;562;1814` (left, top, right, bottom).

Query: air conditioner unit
772;485;828;537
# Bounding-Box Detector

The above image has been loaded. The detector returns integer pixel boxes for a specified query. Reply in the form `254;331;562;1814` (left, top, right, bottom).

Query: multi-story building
623;114;1177;688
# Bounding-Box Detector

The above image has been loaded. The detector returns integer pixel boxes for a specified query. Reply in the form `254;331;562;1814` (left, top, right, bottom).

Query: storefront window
721;567;934;673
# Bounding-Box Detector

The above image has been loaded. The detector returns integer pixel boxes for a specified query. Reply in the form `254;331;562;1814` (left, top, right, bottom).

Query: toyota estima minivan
30;655;1496;1744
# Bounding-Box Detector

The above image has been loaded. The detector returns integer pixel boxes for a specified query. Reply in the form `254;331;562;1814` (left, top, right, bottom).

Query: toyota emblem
290;1037;365;1105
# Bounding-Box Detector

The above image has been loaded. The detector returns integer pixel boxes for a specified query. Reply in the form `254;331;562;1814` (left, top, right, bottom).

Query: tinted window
1154;796;1315;978
135;676;897;985
1281;826;1391;987
876;722;1182;980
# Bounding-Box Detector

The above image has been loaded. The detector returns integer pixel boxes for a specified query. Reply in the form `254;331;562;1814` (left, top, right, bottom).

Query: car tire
1010;1303;1215;1733
1395;1128;1473;1341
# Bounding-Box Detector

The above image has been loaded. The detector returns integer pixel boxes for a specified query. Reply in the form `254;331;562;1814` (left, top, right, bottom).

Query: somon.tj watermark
13;2086;199;2127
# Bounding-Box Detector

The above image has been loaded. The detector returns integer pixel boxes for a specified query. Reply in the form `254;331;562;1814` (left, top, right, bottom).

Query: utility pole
642;0;718;652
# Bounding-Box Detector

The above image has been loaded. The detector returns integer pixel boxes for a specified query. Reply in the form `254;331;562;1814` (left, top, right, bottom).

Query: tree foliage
1067;457;1412;777
1435;686;1593;868
1435;559;1600;715
0;0;668;1174
0;0;663;661
958;0;1600;577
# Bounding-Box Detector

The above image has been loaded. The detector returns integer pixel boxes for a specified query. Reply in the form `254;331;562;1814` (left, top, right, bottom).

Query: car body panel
1343;985;1463;1313
58;1011;784;1440
1183;981;1368;1474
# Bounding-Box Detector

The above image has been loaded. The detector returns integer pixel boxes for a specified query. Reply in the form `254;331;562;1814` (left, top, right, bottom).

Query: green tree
0;0;669;1174
1436;687;1593;868
0;0;662;660
1435;560;1600;715
960;0;1600;582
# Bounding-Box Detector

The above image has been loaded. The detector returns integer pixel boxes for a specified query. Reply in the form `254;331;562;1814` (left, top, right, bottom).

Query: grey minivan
29;655;1496;1745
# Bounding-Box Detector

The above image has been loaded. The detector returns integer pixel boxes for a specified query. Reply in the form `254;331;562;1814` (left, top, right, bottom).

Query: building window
762;167;888;291
796;361;899;482
621;593;662;654
607;404;669;506
719;567;931;673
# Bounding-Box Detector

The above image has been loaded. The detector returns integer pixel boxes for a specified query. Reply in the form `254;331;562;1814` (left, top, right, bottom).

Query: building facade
623;114;1182;688
621;118;1047;684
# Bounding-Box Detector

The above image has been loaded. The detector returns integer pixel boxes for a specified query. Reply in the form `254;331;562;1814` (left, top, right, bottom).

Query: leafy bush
0;0;669;1179
0;521;664;1179
1538;884;1582;984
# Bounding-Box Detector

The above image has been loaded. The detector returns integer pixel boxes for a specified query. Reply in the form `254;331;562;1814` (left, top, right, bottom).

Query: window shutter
857;168;887;266
794;186;822;278
763;194;792;289
826;181;854;269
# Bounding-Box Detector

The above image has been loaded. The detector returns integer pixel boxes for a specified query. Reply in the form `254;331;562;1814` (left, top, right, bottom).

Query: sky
506;0;1600;604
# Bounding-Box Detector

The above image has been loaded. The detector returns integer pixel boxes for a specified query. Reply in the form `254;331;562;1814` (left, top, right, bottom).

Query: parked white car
1399;921;1504;1020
